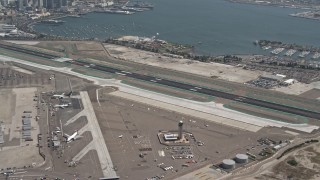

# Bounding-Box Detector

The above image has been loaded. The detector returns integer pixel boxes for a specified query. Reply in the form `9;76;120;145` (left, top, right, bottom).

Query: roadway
68;60;320;120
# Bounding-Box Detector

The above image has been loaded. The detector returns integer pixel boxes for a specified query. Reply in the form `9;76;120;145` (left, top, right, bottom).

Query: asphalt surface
68;60;320;120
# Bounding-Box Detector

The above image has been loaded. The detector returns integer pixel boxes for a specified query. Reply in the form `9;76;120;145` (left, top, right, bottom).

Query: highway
68;60;320;120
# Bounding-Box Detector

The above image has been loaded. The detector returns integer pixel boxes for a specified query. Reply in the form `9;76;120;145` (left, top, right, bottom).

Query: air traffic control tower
178;121;183;140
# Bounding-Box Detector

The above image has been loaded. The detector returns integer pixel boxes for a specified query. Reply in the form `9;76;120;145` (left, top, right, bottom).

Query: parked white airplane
52;93;65;99
54;104;70;109
64;131;82;143
52;91;73;99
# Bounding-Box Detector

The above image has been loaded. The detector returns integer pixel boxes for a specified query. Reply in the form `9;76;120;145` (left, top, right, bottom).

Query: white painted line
115;72;126;76
121;71;132;74
96;88;101;107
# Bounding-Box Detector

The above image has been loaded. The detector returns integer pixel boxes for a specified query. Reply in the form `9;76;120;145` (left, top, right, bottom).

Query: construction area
0;40;319;180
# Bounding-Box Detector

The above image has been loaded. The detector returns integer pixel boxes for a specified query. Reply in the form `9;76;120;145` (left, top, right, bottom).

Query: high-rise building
45;0;53;9
32;0;38;8
54;0;62;9
42;0;47;8
1;0;8;7
38;0;43;8
22;0;27;6
16;0;24;10
61;0;66;6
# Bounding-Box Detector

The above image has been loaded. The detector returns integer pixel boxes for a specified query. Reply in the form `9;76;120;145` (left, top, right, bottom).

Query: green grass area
223;102;308;124
36;43;65;53
122;80;214;102
147;72;233;93
71;68;115;79
244;92;320;114
11;44;60;57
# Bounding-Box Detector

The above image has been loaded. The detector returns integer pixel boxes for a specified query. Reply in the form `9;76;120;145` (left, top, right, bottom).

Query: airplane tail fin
66;91;73;97
64;133;70;138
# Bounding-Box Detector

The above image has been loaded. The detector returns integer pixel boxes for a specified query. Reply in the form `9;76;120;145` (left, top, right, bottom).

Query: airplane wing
64;133;70;138
74;135;83;140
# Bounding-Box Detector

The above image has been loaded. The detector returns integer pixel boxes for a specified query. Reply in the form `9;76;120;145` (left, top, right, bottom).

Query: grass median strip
224;102;308;124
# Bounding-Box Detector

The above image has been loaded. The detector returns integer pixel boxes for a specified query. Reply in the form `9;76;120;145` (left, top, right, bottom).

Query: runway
0;42;318;120
69;60;320;120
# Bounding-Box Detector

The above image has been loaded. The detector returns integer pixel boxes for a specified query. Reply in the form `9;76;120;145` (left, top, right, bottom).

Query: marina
284;49;296;57
257;40;320;60
271;48;284;55
299;51;310;58
312;52;320;59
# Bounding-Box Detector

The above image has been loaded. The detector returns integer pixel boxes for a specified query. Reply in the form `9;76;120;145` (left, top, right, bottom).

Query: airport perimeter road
69;61;320;120
80;91;118;179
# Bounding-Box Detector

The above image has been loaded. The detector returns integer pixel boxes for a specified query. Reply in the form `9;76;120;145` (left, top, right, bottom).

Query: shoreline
226;0;317;10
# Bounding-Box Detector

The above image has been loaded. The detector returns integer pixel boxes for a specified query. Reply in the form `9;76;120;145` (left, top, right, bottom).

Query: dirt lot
104;44;265;83
35;41;107;58
299;88;320;99
256;143;320;180
273;81;320;95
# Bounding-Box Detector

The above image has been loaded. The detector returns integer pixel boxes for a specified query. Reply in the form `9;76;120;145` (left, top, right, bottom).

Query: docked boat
68;14;81;18
121;6;147;12
41;19;65;24
97;9;135;15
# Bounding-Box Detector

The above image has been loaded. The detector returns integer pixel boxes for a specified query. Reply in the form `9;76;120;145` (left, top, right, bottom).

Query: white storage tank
235;154;249;164
222;159;236;169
